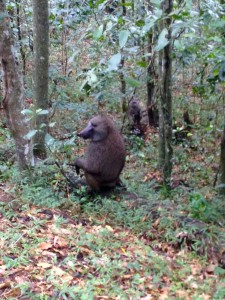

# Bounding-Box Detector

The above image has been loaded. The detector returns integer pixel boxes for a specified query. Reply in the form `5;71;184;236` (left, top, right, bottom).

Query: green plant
189;193;208;218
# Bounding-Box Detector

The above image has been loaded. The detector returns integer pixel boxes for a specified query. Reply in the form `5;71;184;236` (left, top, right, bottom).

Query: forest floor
1;117;225;299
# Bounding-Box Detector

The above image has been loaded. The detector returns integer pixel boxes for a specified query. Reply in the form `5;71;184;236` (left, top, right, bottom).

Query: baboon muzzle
77;122;93;140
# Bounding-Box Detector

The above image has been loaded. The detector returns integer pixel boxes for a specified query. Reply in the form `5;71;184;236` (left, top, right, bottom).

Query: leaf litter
0;202;221;300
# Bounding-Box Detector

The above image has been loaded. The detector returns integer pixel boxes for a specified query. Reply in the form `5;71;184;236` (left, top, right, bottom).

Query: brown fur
75;115;126;191
128;97;141;126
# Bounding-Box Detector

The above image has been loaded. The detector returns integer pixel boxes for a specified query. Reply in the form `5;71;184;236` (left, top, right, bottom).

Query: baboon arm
75;158;100;175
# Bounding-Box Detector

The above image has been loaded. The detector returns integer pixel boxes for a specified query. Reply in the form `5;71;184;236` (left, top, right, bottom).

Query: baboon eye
91;122;97;127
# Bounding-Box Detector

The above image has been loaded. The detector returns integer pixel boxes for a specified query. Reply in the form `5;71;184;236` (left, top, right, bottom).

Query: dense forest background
1;0;225;299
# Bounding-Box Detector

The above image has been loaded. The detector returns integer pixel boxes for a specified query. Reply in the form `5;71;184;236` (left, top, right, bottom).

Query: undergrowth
1;101;225;299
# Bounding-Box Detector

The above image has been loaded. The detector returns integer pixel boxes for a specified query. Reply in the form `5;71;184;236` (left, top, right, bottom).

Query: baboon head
77;115;112;142
128;97;141;124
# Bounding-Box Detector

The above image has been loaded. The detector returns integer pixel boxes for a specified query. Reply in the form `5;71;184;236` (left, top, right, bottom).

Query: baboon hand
74;158;83;175
75;165;80;175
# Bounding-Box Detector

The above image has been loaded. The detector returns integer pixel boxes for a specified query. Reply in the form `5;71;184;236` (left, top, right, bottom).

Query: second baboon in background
128;97;141;126
128;97;149;135
75;115;126;191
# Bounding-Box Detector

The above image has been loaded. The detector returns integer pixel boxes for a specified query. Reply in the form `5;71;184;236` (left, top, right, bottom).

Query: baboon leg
85;173;101;191
85;173;118;191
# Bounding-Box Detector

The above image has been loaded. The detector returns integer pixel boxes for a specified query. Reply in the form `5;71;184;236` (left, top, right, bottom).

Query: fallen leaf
53;236;68;248
51;266;73;282
175;290;190;299
4;287;21;298
37;262;52;269
142;215;147;222
153;218;160;228
51;266;66;276
190;281;198;289
140;296;153;300
79;245;92;254
122;274;133;279
105;225;114;232
0;266;6;275
0;281;11;289
38;242;52;250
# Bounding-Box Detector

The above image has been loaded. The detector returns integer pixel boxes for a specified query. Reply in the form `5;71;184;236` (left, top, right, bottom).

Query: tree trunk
120;0;127;113
0;0;34;170
158;47;165;168
147;32;156;126
219;125;225;194
120;58;127;113
16;0;26;75
32;0;49;158
158;0;173;188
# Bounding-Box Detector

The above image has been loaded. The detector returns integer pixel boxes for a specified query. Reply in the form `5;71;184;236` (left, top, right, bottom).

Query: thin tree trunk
158;49;165;168
0;0;34;170
120;0;127;113
219;125;225;194
120;58;127;113
159;0;173;187
147;32;158;126
32;0;49;158
16;0;26;75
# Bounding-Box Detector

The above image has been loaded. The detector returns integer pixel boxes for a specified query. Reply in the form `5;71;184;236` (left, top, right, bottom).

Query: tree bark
158;0;173;188
32;0;49;158
219;125;225;194
120;58;127;113
16;0;26;75
120;0;127;113
158;48;165;168
0;0;34;170
147;32;157;126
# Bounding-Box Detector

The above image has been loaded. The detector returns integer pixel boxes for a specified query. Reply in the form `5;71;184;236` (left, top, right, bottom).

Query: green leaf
138;152;145;158
45;133;55;146
136;20;145;27
106;21;113;31
0;12;7;21
21;109;33;115
94;0;105;7
155;28;169;51
107;53;121;71
80;79;89;91
0;165;8;172
137;61;147;68
89;72;98;84
119;30;130;48
142;20;155;34
215;267;225;275
24;130;37;140
49;122;56;128
123;2;132;7
36;109;49;115
125;77;141;88
125;46;139;53
118;17;125;25
93;24;104;40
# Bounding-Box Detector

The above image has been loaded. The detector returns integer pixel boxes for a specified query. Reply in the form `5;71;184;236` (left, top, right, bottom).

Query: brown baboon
128;97;141;126
128;97;149;135
75;115;126;191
